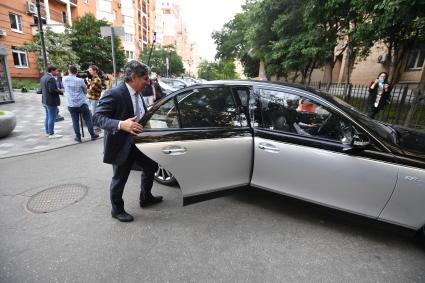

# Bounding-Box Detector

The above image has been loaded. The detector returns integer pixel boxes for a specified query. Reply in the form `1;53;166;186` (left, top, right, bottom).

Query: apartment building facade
309;42;425;87
0;0;156;81
156;1;198;77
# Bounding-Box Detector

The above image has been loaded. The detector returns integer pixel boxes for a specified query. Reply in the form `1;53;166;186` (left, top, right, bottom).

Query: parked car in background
157;79;177;95
180;77;201;85
135;80;425;245
160;78;191;90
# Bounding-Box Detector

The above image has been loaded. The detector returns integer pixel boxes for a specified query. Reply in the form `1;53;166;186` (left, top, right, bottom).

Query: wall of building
0;1;40;80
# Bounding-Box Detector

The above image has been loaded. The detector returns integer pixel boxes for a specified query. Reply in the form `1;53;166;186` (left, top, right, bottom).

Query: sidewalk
0;91;102;158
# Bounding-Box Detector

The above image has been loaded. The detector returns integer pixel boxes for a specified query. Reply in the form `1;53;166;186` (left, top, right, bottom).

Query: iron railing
306;81;425;130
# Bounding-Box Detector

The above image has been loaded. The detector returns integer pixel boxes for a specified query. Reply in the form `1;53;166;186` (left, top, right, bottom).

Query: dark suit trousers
110;144;158;213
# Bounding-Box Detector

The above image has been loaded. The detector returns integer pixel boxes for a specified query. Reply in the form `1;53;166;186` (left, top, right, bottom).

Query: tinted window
177;87;241;128
145;99;178;129
258;89;354;144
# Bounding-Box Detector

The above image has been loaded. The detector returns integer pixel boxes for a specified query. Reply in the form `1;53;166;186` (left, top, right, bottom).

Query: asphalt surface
1;140;425;283
1;91;425;282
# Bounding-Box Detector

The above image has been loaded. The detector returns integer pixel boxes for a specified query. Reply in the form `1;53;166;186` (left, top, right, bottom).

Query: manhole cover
27;184;88;213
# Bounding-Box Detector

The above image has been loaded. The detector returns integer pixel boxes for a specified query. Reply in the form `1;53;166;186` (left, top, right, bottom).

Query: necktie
135;92;141;120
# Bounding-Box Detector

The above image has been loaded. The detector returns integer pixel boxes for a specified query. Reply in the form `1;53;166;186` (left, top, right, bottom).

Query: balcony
52;0;78;7
31;23;66;35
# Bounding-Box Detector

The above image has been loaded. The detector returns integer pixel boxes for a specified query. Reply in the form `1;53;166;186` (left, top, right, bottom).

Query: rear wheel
154;165;177;186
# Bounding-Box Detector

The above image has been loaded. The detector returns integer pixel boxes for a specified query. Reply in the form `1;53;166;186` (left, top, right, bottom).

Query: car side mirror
343;133;370;153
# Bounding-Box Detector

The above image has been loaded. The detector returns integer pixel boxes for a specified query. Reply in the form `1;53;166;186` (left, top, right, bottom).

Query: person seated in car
297;98;317;113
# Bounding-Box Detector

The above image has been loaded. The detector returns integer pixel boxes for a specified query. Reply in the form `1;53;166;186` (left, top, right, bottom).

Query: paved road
0;141;424;283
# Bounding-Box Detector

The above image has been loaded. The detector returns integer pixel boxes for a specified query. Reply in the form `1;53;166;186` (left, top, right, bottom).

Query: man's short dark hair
47;65;57;73
69;65;78;74
123;60;150;83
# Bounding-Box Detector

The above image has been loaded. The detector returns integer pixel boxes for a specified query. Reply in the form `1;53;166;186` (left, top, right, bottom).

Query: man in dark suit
93;60;162;222
40;65;64;138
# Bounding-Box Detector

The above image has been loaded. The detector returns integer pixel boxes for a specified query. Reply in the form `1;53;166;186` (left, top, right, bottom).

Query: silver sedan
134;80;425;245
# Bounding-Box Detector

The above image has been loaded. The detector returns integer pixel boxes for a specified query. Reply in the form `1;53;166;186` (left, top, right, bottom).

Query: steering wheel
316;113;333;135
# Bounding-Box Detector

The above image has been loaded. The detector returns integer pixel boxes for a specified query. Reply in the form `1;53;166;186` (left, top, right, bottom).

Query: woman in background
367;72;391;119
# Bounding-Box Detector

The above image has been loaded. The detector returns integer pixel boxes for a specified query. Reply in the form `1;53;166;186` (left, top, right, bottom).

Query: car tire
154;165;177;186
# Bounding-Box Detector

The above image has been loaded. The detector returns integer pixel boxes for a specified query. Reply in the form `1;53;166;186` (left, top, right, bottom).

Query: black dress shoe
111;210;134;222
140;195;163;207
91;134;99;140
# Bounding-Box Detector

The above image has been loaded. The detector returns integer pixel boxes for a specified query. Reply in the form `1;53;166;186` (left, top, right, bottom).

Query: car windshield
328;95;398;145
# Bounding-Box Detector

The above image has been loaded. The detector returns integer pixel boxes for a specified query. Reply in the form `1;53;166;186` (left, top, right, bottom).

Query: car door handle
162;145;187;155
258;143;280;153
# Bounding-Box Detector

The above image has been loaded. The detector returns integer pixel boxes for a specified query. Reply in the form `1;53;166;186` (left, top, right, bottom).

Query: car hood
392;125;425;159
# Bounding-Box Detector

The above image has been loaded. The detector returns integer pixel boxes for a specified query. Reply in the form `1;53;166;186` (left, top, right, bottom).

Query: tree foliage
197;59;239;80
70;14;126;74
22;27;79;72
140;45;185;77
212;2;259;78
213;0;425;85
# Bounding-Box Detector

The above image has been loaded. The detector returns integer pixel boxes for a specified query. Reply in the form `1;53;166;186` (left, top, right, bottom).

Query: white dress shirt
118;83;145;130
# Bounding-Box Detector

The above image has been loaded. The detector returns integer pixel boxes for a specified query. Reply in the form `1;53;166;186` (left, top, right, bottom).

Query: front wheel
154;165;177;186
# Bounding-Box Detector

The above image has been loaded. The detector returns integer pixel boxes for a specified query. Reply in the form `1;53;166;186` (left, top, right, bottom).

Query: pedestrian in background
87;65;102;116
367;72;391;119
142;78;155;106
63;65;99;143
40;65;64;139
93;60;162;222
54;71;65;122
151;78;165;102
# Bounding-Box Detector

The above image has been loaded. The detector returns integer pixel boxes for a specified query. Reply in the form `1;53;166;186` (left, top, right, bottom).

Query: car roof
203;79;332;100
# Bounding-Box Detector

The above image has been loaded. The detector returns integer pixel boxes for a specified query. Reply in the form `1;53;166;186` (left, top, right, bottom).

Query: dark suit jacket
40;73;61;106
93;82;147;165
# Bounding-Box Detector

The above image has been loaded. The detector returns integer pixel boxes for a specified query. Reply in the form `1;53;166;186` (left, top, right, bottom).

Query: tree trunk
292;71;299;83
307;61;315;85
325;61;333;91
404;60;425;127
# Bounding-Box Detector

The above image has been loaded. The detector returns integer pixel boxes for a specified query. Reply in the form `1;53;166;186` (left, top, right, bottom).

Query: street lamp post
35;0;48;71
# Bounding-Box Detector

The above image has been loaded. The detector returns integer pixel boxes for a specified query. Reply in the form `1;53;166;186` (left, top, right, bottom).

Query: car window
176;87;242;128
145;99;179;129
258;88;354;144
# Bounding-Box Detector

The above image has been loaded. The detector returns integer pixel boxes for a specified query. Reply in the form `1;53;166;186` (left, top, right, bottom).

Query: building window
125;50;134;60
62;11;67;24
125;33;134;43
12;48;28;68
122;15;134;26
9;13;23;32
33;16;46;25
406;48;425;70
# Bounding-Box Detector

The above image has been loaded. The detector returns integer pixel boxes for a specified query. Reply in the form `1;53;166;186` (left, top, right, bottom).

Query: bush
12;79;40;90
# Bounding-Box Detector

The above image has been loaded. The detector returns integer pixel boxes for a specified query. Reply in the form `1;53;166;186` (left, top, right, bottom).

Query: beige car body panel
251;137;398;219
136;136;252;197
379;166;425;229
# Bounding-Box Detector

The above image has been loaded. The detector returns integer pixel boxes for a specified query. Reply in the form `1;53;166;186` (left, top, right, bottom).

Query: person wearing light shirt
63;65;99;143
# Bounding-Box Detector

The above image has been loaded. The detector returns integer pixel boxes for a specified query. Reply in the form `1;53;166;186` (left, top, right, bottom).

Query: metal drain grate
27;184;88;213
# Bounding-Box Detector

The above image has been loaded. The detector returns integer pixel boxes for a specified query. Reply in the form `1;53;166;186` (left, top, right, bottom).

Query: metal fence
307;81;425;130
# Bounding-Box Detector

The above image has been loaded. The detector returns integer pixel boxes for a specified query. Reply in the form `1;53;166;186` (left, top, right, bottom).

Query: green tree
212;2;259;78
140;45;185;76
70;14;126;74
22;27;79;72
197;59;238;80
353;0;425;84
